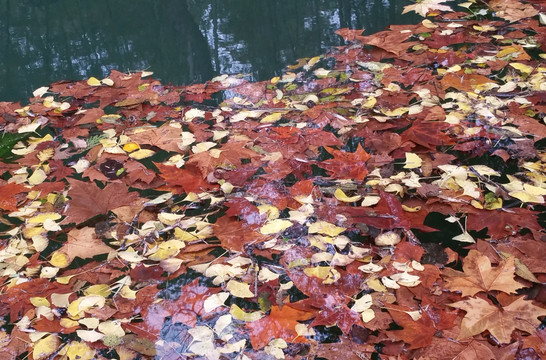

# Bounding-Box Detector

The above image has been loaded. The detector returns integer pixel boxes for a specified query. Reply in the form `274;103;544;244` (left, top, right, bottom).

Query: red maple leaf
386;303;437;349
292;293;363;334
214;216;266;253
320;144;370;181
155;163;215;194
0;183;28;211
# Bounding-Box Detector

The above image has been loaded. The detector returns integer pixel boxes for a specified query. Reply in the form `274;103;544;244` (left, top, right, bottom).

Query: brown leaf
443;249;526;297
62;179;139;224
449;296;546;344
126;122;183;152
59;227;113;261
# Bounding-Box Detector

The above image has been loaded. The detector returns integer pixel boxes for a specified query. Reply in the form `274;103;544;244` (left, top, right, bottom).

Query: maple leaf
443;249;526;297
449;296;546;344
57;227;113;261
126;122;183;153
214;216;267;253
246;305;315;350
137;279;221;340
402;0;453;17
155;163;214;194
187;141;260;178
0;183;27;211
386;304;436;349
62;179;139;224
320;144;370;181
291;292;363;334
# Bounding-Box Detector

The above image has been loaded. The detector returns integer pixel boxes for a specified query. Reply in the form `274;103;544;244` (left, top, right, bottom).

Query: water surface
0;0;419;102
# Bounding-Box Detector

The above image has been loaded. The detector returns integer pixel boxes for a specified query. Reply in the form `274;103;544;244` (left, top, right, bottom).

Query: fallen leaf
449;296;546;344
444;250;525;297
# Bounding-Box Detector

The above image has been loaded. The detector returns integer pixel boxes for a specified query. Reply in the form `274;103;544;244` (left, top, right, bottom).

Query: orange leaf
443;250;525;297
246;305;315;350
0;183;28;211
449;296;546;344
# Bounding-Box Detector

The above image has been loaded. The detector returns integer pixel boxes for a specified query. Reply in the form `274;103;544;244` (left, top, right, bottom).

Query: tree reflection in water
0;0;417;102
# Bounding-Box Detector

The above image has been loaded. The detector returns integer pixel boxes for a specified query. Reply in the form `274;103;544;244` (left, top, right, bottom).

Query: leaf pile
1;1;546;359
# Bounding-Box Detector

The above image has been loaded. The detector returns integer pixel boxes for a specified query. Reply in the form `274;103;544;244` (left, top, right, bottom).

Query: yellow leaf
509;63;533;75
40;266;59;278
30;297;50;307
76;330;104;342
403;152;422;169
122;142;140;152
308;221;345;237
147;240;185;261
381;107;409;117
334;188;361;202
509;190;544;204
128;149;155;159
258;204;280;220
421;19;437;28
119;285;137;299
230;304;263;322
192;141;216;153
67;295;105;319
367;277;387;292
118;247;145;263
401;204;421;212
226;279;254;298
98;320;125;337
174;228;199;241
51;293;72;308
56;275;74;284
87;77;101;86
79;317;99;329
50;251;70;268
65;341;96;360
303;266;340;284
362;96;377;109
260;112;283;123
158;212;184;225
33;334;60;359
37;148;54;163
28;212;62;224
351;294;373;312
524;183;546;196
60;318;79;328
446;64;462;73
84;284;112;297
259;219;293;235
28;169;47;185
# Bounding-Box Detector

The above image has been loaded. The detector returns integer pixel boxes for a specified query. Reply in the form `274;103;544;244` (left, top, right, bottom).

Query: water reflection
0;0;417;102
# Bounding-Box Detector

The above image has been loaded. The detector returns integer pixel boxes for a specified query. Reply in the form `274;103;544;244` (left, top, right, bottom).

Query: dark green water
0;0;419;103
